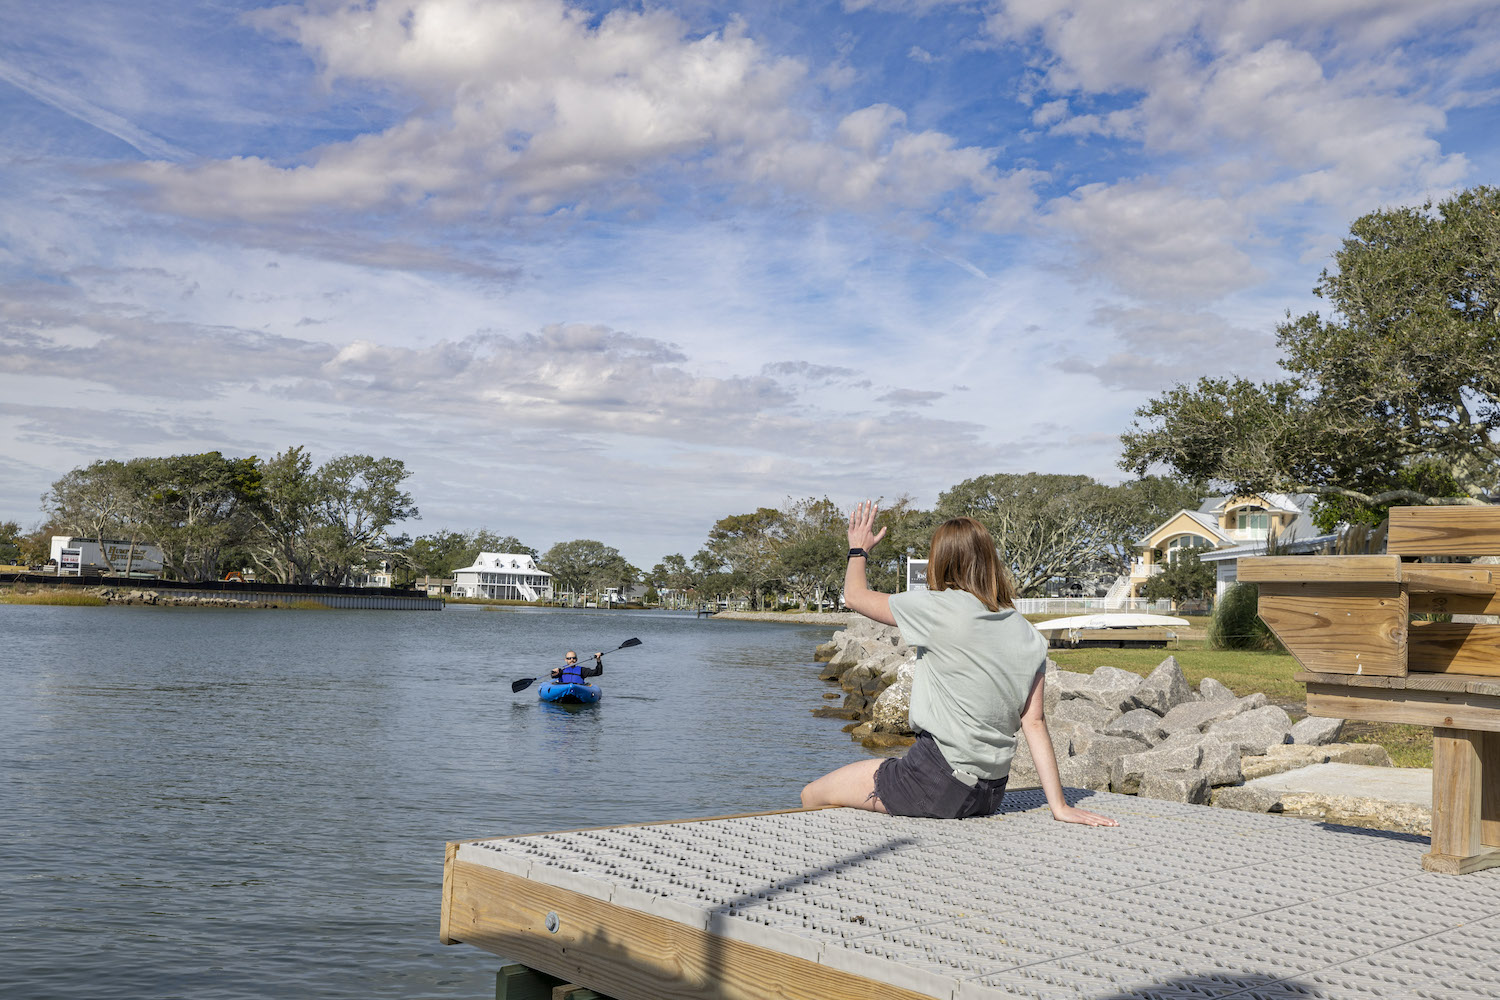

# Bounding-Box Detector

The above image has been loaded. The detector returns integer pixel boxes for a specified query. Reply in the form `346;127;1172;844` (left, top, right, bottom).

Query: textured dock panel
451;790;1500;999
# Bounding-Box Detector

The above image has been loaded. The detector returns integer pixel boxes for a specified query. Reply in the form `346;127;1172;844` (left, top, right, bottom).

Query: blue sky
3;0;1499;567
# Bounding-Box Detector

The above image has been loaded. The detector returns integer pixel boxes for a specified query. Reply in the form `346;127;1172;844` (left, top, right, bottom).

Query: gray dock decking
443;789;1500;999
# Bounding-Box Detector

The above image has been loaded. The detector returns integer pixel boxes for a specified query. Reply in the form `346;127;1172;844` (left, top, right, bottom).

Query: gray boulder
1105;708;1167;746
1057;752;1113;791
1049;669;1095;701
1070;730;1150;758
1042;660;1061;717
1290;716;1344;746
1077;665;1145;715
1196;737;1244;787
867;666;915;733
1207;705;1294;755
1112;740;1205;795
1159;692;1268;737
1132;657;1194;715
1050;697;1116;731
1139;769;1210;805
1199;677;1237;703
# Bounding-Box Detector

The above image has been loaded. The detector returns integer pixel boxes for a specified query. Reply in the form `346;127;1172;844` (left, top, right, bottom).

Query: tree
934;473;1115;596
0;520;21;565
1140;545;1215;604
310;455;418;585
540;539;629;599
701;508;783;608
408;528;475;579
1121;185;1500;527
43;460;133;563
130;452;261;581
245;446;321;584
772;497;846;607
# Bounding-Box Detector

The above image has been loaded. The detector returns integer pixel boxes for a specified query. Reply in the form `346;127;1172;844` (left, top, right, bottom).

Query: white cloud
1046;182;1258;300
117;0;1033;230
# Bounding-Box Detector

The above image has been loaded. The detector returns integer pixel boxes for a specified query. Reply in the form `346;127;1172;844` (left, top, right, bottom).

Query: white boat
1034;613;1190;632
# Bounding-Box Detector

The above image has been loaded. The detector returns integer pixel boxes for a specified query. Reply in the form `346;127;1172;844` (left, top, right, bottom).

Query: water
0;604;856;999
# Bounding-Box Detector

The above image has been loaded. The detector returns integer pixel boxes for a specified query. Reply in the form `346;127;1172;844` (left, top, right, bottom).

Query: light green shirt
888;587;1048;781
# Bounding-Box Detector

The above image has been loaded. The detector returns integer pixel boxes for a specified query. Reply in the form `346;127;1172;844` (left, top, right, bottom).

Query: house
1124;494;1329;601
451;552;553;601
416;575;454;597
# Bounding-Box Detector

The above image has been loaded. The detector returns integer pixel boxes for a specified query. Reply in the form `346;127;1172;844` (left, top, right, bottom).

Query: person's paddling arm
844;500;896;626
1018;670;1118;828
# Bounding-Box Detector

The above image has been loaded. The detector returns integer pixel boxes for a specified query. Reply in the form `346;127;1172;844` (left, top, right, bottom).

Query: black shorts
874;732;1008;819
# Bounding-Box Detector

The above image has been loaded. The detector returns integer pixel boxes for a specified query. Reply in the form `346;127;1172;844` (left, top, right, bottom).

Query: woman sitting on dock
800;503;1117;827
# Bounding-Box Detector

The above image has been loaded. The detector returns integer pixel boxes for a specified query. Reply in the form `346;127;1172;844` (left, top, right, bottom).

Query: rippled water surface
0;604;854;999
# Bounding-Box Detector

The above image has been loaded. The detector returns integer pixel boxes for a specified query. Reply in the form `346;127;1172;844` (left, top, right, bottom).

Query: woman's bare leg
800;758;888;812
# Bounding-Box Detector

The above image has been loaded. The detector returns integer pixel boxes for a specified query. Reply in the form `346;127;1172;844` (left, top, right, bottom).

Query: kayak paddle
511;637;642;693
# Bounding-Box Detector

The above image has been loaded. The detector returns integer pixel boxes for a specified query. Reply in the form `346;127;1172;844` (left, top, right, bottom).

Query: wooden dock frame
441;808;936;1000
1244;505;1500;874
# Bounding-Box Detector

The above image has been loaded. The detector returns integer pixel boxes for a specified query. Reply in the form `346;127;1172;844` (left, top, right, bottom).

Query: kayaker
800;501;1117;828
551;650;603;685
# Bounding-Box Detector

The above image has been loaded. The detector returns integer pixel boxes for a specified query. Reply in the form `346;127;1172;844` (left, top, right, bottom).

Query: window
1166;535;1214;560
1235;509;1270;531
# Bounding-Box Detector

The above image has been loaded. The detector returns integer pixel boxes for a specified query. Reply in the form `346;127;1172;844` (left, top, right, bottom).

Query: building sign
59;549;81;573
907;559;928;591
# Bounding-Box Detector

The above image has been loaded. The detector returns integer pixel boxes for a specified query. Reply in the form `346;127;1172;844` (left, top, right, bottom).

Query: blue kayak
537;681;601;704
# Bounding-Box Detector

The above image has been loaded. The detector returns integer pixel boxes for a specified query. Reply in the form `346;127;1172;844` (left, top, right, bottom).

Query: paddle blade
511;677;537;693
620;637;642;648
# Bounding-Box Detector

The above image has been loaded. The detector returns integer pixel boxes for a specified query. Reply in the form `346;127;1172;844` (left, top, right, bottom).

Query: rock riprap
813;620;1389;815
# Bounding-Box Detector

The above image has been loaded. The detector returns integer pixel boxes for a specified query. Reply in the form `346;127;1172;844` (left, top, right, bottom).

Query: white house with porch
451;552;553;601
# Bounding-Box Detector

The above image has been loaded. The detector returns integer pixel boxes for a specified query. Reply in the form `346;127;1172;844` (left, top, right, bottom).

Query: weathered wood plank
441;840;459;945
1306;684;1500;733
444;860;939;1000
1483;730;1500;850
1400;566;1496;595
1405;672;1500;693
1238;555;1399;583
1293;671;1406;689
497;964;566;1000
1430;729;1485;860
553;987;604;1000
1408;622;1500;676
1257;583;1407;676
1409;592;1500;616
1389;506;1500;557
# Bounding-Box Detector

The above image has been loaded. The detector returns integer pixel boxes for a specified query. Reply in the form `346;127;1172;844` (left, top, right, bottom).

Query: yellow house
1126;494;1312;599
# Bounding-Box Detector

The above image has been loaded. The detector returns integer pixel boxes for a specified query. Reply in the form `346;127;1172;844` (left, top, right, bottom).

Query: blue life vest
558;663;585;684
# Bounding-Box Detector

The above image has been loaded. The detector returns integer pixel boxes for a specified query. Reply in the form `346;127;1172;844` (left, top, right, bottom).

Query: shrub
1208;581;1283;651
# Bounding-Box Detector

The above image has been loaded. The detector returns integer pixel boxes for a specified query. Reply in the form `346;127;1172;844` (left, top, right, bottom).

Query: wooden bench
1241;506;1500;874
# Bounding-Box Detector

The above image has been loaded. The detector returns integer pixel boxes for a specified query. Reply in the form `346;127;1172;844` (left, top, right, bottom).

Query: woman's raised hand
848;500;888;552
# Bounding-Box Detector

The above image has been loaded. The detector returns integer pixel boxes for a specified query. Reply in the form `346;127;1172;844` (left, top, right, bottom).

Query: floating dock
441;789;1500;1000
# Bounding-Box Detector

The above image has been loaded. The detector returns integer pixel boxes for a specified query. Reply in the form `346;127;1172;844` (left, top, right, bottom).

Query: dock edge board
442;859;942;1000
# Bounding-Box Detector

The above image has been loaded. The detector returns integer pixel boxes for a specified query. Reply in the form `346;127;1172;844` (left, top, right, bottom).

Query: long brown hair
927;517;1015;612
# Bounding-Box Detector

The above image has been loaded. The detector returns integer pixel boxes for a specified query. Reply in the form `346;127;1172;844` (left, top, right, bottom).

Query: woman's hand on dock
1051;804;1118;827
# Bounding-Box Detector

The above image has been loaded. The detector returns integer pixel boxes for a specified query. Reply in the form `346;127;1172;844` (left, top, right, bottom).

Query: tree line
24;447;418;585
645;475;1206;609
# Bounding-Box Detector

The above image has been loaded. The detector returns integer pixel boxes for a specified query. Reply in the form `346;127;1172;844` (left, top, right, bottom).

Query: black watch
847;548;868;560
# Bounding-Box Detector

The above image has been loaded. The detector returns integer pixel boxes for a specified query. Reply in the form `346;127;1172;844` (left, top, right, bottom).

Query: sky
3;0;1499;568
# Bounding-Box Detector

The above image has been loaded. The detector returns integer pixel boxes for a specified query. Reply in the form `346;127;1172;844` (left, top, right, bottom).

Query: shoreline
707;610;857;624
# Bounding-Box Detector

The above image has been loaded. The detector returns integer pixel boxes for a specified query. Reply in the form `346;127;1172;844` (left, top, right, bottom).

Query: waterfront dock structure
441;791;1500;1000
